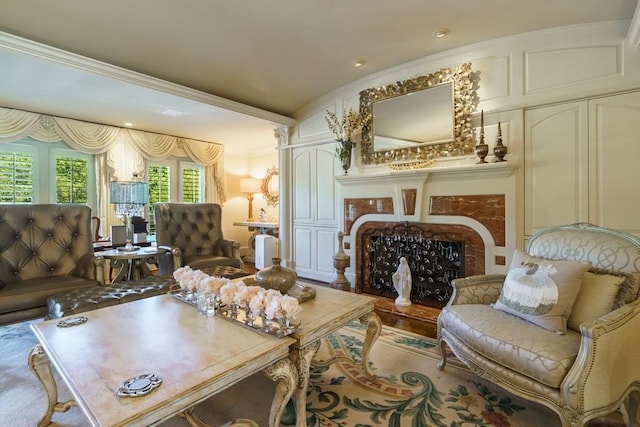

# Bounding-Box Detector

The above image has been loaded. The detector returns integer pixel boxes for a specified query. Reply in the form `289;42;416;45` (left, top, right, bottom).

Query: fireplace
356;221;485;308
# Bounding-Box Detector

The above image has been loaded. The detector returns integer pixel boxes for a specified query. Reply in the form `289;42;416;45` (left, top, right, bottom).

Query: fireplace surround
356;221;485;308
335;158;517;329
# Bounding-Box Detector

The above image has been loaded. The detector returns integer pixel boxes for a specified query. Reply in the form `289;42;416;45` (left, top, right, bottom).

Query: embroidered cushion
493;249;591;334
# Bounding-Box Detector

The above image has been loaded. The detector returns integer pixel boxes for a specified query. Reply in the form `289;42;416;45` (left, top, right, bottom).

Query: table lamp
240;177;261;221
110;179;149;251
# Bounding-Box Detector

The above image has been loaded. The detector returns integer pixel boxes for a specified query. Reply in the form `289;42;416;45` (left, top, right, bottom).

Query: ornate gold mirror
360;62;478;165
261;166;279;207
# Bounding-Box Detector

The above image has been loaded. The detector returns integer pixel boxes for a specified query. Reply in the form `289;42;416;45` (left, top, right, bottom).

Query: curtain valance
0;105;227;237
0;106;226;202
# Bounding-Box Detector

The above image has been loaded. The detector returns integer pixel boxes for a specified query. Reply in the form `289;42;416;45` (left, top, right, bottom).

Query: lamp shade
109;181;149;205
240;178;261;194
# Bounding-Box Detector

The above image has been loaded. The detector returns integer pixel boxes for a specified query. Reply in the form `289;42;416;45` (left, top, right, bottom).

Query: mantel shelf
336;156;518;186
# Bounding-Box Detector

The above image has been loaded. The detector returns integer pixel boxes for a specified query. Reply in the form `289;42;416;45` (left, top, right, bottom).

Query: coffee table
28;294;297;427
287;283;381;427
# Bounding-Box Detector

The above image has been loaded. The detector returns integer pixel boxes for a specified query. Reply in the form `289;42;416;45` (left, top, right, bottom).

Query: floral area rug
280;321;555;427
0;318;625;426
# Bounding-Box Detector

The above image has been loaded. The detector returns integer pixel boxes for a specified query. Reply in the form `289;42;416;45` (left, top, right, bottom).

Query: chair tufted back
154;203;226;261
527;223;640;275
0;204;95;285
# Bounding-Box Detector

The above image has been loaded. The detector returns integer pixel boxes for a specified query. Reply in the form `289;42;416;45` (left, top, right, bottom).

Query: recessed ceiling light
434;30;449;39
353;59;366;68
123;122;134;127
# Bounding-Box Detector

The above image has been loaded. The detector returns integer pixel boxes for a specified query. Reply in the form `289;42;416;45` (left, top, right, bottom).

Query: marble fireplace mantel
335;155;519;287
335;156;517;186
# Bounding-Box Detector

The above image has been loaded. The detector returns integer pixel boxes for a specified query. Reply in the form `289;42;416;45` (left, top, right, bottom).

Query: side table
97;247;166;283
233;221;279;263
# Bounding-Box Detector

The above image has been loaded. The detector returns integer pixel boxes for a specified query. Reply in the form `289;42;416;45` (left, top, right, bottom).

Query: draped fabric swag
0;106;226;235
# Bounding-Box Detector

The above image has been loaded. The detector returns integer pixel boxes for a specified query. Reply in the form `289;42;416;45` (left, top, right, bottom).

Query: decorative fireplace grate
361;222;464;308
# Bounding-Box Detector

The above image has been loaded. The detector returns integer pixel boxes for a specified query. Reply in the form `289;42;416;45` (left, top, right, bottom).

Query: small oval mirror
261;166;279;207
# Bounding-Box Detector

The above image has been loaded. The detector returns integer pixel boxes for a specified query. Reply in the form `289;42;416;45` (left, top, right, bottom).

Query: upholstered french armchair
154;203;244;275
437;223;640;427
0;204;105;324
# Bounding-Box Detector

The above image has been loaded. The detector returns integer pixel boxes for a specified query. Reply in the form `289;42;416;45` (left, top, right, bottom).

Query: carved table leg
28;344;77;427
109;258;128;282
263;357;298;427
289;340;321;427
359;311;382;379
310;311;381;380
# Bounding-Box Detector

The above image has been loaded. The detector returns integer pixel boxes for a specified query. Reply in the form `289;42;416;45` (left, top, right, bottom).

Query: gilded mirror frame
359;62;477;165
261;166;279;207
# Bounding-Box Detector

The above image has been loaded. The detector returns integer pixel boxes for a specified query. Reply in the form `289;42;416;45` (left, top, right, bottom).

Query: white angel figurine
392;257;412;307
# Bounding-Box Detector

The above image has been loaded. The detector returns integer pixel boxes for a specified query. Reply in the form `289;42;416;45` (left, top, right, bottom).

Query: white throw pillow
493;249;591;334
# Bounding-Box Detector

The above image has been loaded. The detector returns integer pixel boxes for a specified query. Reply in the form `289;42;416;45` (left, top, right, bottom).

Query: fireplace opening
356;221;485;309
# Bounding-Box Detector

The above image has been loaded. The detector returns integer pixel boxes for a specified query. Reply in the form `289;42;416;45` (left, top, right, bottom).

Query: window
51;147;95;208
0;139;96;208
0;146;35;203
147;163;170;233
55;156;88;203
146;159;205;234
181;162;204;203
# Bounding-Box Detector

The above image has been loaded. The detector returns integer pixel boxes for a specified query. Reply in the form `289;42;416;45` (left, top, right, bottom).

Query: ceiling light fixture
124;122;134;127
434;30;449;39
353;59;366;68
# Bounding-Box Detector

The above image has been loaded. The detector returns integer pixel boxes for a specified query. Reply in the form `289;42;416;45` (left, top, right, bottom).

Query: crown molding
626;2;640;47
0;31;296;127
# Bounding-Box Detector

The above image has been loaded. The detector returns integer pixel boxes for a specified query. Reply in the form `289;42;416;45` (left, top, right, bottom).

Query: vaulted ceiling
0;0;637;153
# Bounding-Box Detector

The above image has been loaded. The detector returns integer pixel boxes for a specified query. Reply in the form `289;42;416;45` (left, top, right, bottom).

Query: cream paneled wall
281;20;640;283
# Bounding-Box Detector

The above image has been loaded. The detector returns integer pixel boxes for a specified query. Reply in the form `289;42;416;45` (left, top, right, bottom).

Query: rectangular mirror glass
373;83;454;150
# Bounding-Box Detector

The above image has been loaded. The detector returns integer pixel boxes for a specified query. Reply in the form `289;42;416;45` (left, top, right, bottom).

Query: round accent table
97;247;165;283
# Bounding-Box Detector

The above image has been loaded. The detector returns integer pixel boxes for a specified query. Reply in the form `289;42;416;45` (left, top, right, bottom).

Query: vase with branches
325;108;371;174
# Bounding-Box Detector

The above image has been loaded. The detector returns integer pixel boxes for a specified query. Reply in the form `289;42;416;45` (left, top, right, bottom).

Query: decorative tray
170;289;301;338
117;373;162;397
218;306;299;337
57;316;88;328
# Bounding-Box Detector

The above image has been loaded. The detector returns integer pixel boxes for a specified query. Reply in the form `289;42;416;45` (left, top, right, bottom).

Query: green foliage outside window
56;157;88;203
182;167;201;203
0;151;34;203
148;165;170;234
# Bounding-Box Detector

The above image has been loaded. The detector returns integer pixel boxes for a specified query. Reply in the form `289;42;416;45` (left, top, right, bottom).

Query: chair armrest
561;299;640;412
156;245;183;275
447;274;506;306
93;256;105;285
220;239;244;268
74;253;106;285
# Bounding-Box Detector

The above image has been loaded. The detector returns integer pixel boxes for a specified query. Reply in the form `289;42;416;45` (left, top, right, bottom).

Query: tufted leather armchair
0;204;105;325
437;223;640;426
154;203;243;275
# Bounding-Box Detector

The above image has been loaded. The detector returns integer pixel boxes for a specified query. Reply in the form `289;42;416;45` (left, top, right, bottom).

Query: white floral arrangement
173;266;302;321
173;266;231;295
325;107;371;143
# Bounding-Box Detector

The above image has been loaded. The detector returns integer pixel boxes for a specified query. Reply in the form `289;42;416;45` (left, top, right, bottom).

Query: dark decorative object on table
493;121;508;162
474;109;488;164
255;257;297;293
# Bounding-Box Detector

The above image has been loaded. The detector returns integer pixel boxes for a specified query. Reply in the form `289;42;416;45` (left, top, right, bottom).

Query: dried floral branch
325;108;372;143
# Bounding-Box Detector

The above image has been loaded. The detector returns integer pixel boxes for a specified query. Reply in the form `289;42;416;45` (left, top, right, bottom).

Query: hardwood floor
246;261;439;339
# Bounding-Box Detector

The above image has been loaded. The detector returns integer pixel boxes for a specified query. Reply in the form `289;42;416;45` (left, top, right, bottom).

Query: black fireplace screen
363;225;464;307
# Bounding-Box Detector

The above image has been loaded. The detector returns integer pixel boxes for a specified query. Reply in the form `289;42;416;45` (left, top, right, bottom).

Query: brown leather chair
154;203;244;275
0;204;105;324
